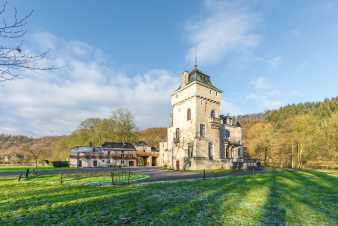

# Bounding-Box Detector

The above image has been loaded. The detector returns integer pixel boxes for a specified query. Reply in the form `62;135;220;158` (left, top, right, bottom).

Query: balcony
208;117;221;128
173;137;180;144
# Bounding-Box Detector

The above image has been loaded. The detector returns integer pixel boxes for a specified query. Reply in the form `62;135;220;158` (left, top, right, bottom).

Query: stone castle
159;66;255;170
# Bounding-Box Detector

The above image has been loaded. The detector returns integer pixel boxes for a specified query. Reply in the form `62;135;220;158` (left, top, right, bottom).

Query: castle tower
166;67;223;170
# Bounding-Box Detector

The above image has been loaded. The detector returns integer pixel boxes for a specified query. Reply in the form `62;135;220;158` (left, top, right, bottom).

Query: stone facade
159;67;253;170
69;142;159;168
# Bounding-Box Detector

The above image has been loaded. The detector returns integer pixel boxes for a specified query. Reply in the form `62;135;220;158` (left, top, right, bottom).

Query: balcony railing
208;117;221;128
224;138;241;145
173;137;180;144
70;153;137;159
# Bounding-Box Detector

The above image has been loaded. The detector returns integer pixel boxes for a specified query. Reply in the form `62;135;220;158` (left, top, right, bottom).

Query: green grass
0;169;337;225
0;165;72;173
17;173;149;186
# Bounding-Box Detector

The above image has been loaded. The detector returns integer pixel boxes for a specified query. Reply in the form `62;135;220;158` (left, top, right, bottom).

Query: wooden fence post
60;173;63;185
203;169;206;180
18;173;22;182
111;171;114;185
117;167;120;184
128;168;131;184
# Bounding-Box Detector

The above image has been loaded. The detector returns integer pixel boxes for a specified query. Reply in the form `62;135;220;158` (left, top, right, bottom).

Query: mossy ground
0;169;337;225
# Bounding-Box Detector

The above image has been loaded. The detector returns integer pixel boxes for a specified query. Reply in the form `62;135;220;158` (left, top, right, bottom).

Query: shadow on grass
4;170;335;225
0;174;272;226
261;171;286;225
277;170;337;225
151;178;243;226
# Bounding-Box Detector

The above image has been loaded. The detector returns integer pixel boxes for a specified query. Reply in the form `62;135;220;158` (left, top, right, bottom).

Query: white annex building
159;66;255;170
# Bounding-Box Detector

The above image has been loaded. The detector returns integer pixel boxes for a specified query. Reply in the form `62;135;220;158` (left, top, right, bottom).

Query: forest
242;97;338;168
0;97;337;168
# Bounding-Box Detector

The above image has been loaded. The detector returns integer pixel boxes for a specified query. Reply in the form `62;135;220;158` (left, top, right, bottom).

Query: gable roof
70;146;95;154
135;141;147;146
102;142;135;150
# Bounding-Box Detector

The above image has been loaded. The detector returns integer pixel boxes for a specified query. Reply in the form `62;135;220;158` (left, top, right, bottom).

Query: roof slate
102;142;135;150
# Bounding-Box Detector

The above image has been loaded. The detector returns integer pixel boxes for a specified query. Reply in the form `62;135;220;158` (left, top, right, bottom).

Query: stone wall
158;69;253;171
189;158;233;170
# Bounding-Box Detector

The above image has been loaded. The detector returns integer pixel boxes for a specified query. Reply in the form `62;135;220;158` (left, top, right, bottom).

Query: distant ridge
0;96;337;161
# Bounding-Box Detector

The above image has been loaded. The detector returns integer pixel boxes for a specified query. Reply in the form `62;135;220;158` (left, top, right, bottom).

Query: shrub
51;161;69;168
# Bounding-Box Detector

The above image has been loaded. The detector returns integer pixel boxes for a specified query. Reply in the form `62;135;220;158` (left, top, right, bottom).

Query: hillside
241;96;338;168
0;128;167;163
264;97;338;125
136;128;167;148
0;135;65;163
0;96;337;166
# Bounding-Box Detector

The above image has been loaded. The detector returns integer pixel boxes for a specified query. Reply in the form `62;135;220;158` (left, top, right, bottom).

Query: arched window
210;110;216;120
187;108;191;121
208;142;213;160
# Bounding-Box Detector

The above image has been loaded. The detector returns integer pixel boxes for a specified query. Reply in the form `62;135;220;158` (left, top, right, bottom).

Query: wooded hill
1;97;337;168
241;97;338;168
0;108;167;162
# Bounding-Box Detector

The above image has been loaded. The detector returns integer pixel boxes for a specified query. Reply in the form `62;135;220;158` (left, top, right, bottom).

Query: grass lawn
0;165;73;173
0;169;337;225
15;173;149;186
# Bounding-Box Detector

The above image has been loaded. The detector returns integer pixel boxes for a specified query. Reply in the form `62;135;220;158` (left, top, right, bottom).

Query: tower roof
187;67;221;92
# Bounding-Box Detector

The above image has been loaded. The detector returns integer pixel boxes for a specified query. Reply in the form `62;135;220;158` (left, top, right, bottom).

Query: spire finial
194;47;198;69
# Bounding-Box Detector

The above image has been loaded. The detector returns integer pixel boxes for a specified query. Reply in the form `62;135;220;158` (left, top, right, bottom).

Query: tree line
1;98;336;168
242;97;338;169
0;109;167;164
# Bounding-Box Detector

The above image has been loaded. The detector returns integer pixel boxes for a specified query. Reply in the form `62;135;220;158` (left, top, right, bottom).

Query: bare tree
0;0;53;82
23;144;47;169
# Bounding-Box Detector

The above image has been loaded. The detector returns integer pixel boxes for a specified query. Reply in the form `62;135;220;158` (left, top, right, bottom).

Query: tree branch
0;1;53;82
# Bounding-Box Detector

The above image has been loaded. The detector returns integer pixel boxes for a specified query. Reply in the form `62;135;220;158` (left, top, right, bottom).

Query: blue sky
1;0;338;136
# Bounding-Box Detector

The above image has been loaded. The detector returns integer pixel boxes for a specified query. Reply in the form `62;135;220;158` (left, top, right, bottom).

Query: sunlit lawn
0;169;337;225
0;165;72;173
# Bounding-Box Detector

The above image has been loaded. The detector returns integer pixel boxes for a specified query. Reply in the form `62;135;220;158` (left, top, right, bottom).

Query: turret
180;71;189;89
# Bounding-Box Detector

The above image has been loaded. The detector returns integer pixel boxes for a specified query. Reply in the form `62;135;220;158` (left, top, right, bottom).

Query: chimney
180;71;189;88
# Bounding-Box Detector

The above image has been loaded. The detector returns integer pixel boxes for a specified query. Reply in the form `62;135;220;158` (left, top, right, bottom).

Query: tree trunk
297;143;304;169
35;158;38;169
291;143;294;168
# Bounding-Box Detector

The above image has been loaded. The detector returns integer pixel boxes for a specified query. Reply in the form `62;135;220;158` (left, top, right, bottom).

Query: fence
17;166;141;186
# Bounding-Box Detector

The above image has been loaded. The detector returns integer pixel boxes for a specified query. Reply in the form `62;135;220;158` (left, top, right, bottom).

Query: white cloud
0;32;178;137
185;0;260;65
221;99;242;115
247;76;284;110
252;76;269;90
269;56;283;68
